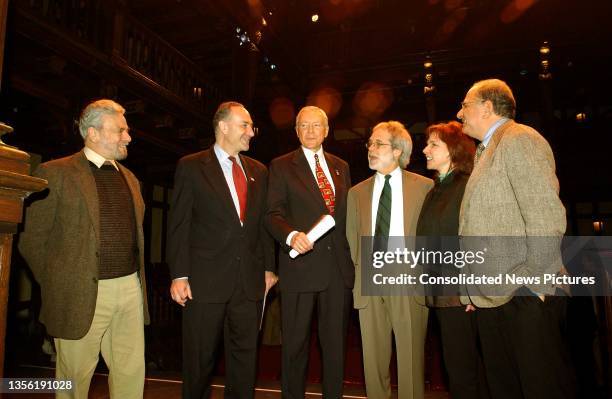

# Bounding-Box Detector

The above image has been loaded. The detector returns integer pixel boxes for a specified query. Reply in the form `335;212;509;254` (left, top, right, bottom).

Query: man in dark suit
19;99;149;398
167;101;277;398
265;106;354;398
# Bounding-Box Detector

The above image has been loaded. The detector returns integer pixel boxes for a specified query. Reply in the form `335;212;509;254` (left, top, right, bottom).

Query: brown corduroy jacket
19;150;149;339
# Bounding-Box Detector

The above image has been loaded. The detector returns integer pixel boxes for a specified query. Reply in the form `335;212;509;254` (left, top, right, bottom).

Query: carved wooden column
0;126;47;376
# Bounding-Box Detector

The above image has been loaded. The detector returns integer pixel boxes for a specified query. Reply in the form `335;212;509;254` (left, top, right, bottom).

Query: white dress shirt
214;144;247;226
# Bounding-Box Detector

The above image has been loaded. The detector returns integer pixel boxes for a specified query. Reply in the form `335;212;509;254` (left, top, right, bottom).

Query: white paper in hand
289;214;336;258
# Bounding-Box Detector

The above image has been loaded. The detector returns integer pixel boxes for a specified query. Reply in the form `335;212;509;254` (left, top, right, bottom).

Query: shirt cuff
286;231;298;246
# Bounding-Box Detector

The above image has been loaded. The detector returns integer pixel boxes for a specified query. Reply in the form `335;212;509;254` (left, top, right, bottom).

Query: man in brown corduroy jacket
19;99;149;399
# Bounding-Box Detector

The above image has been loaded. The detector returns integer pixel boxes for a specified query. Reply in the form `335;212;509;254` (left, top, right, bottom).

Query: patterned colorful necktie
474;142;485;164
229;156;247;222
314;153;335;215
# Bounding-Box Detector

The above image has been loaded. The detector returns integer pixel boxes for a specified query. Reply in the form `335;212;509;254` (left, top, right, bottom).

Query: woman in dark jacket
416;121;489;399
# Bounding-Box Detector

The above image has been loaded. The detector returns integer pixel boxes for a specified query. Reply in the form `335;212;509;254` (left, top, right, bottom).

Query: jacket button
92;277;98;283
236;256;241;261
95;252;100;257
327;246;332;250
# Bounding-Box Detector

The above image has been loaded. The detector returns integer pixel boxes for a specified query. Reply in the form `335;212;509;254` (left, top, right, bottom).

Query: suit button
95;252;100;257
92;277;98;283
236;256;241;261
327;246;332;250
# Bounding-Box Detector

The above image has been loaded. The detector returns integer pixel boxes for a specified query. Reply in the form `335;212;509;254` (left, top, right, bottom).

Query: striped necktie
373;174;392;253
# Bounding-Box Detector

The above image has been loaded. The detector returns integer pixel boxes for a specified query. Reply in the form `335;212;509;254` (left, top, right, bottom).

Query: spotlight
311;14;319;22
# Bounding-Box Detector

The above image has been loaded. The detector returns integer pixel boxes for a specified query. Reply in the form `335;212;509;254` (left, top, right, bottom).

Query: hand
170;279;193;307
290;232;314;254
465;304;476;312
265;271;278;293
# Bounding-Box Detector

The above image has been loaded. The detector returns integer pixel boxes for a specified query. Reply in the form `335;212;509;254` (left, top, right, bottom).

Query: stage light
538;41;552;80
593;221;604;234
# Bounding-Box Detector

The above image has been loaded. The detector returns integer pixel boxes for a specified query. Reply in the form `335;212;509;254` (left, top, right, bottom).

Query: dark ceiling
1;0;611;204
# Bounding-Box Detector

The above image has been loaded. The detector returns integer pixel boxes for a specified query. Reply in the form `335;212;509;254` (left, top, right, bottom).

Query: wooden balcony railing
16;0;221;118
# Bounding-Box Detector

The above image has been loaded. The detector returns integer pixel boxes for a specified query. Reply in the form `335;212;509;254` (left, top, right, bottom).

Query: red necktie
314;153;335;215
229;156;247;222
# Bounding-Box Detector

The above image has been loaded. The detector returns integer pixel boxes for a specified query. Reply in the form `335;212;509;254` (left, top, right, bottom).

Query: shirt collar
214;143;242;166
481;117;509;147
301;146;325;163
84;146;118;170
376;166;402;182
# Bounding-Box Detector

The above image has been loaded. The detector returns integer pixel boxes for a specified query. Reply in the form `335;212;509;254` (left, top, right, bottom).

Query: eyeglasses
366;140;393;150
460;100;484;109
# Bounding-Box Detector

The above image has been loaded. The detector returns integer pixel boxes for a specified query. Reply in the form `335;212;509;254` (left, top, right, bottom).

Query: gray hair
78;99;125;139
471;79;516;119
213;101;245;135
372;121;413;168
295;106;329;128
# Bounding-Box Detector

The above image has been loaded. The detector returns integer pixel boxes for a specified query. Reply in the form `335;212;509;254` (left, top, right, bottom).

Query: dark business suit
167;148;272;398
265;148;354;398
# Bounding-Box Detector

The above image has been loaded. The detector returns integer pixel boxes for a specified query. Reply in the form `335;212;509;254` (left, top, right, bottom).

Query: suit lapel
324;152;345;207
402;171;416;236
461;120;511;228
361;177;375;236
117;163;144;227
200;149;241;224
71;151;100;242
292;149;328;214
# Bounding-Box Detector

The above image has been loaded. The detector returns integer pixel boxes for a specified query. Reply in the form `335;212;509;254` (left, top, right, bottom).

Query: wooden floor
5;366;450;399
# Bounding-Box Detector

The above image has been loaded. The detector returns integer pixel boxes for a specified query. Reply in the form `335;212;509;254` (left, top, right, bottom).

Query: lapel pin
250;177;256;182
335;169;340;176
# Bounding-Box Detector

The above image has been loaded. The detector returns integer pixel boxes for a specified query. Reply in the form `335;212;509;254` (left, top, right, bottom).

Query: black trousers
182;283;259;399
435;306;490;399
476;292;576;399
280;265;351;399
